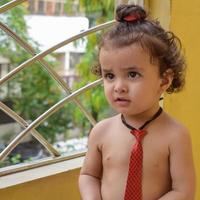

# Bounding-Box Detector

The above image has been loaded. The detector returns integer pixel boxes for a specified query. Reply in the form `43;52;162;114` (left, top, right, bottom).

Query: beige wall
147;0;200;199
0;169;81;200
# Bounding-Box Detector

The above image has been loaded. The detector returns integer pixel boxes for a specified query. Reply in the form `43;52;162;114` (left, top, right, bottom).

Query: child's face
99;43;166;116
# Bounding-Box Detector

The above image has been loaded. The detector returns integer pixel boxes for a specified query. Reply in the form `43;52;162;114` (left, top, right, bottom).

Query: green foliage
10;153;22;164
0;1;69;143
0;1;28;59
0;154;33;167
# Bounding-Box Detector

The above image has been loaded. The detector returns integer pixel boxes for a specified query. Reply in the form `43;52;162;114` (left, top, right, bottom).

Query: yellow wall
165;1;200;199
0;169;81;200
147;0;200;199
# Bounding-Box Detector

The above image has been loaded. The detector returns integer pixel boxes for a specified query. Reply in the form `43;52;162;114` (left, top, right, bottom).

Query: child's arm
79;125;103;200
79;174;102;200
158;127;196;200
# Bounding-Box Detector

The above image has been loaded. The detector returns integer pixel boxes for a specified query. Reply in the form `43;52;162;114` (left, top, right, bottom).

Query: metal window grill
0;0;115;175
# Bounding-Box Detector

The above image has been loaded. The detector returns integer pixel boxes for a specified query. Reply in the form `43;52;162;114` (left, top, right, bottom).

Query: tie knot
130;129;146;142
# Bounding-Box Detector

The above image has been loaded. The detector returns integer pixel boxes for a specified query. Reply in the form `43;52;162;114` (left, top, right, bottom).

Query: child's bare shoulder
91;114;119;134
88;114;119;141
161;111;191;143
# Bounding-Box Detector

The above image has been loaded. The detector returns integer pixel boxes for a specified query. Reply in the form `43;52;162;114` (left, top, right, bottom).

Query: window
38;0;45;15
28;0;66;16
46;2;54;15
0;0;113;173
69;52;84;70
55;2;62;15
28;0;36;13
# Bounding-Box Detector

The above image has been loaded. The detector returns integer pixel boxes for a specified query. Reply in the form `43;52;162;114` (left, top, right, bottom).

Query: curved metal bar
0;0;27;14
0;21;97;126
0;21;36;55
0;101;60;157
0;20;116;85
0;79;102;161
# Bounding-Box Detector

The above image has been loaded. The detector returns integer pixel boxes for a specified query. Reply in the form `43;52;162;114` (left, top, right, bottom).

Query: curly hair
92;4;186;93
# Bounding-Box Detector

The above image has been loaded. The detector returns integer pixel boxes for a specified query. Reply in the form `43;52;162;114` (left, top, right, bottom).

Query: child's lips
114;98;131;106
115;97;130;101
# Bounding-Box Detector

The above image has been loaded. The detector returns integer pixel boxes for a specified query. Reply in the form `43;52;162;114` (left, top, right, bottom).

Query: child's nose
114;80;128;93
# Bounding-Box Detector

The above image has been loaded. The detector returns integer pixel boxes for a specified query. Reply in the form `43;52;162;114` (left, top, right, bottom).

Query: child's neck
122;104;161;129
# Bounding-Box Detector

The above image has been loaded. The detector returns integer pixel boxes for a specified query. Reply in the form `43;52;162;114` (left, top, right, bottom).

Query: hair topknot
115;4;147;22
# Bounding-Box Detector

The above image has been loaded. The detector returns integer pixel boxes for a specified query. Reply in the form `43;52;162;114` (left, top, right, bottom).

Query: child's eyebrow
101;69;113;73
101;66;144;73
124;66;144;71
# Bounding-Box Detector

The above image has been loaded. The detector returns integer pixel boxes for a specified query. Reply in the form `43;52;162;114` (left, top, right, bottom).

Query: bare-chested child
79;4;196;200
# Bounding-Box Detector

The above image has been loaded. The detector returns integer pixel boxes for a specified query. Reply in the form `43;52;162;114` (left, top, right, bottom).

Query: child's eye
104;73;115;80
128;71;141;79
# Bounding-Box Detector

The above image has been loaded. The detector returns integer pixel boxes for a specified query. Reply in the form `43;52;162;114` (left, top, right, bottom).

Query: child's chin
114;107;133;115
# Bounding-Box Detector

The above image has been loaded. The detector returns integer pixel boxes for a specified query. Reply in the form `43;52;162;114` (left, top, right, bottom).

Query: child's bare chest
102;129;170;175
100;129;171;200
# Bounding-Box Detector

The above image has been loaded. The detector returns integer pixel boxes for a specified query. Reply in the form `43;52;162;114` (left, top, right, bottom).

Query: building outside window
28;0;67;16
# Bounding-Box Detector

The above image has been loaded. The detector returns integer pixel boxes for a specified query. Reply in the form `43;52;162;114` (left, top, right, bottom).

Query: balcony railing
0;0;116;176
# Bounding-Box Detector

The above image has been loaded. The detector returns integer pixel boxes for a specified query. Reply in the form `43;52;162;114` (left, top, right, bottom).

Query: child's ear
160;68;174;92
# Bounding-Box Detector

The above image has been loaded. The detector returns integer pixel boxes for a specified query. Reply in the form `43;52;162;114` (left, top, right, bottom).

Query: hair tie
123;13;140;22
